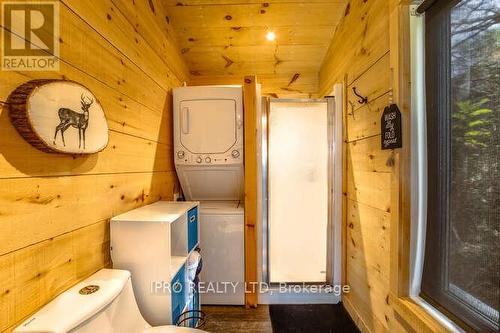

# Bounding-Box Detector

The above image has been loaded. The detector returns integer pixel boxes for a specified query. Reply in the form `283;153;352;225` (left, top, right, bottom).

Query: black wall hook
352;87;368;104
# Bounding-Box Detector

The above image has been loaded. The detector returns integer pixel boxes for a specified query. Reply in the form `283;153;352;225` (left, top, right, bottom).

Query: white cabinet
110;201;200;326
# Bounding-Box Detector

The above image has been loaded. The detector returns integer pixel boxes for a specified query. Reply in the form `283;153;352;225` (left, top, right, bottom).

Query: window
421;0;499;332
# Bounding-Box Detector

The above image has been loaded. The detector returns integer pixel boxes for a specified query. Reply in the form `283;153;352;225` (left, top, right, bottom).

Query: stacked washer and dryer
173;86;245;305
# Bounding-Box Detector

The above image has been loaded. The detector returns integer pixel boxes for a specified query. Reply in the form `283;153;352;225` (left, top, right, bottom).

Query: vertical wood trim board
319;0;414;332
243;76;258;308
0;1;186;331
388;0;412;298
341;74;349;288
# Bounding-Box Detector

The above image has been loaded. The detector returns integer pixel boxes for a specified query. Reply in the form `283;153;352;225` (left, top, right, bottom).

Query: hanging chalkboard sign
381;104;402;150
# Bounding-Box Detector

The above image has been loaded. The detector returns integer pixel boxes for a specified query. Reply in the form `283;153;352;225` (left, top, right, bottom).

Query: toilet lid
144;326;206;333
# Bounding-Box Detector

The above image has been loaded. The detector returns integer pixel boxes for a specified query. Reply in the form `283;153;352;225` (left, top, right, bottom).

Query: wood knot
386;154;395;167
225;15;232;20
148;0;155;14
344;3;350;16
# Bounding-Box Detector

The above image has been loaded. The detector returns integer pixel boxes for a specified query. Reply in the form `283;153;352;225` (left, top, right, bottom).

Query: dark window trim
416;0;439;14
420;0;499;332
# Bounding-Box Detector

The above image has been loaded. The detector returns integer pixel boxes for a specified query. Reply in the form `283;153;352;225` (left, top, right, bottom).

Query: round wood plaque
7;79;109;154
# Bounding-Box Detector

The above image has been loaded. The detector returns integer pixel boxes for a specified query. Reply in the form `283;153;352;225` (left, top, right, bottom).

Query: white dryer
173;86;244;201
173;86;245;305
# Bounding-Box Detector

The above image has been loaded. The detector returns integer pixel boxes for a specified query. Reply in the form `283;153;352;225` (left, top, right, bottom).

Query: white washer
199;201;245;305
173;86;244;201
173;86;245;305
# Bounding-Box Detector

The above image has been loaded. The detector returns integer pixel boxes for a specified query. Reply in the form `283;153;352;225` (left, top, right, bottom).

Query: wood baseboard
343;295;373;333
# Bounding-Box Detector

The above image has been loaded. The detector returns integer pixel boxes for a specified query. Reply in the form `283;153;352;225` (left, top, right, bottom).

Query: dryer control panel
175;147;243;165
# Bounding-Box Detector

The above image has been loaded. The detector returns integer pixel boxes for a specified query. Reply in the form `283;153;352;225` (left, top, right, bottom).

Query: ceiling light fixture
266;31;276;41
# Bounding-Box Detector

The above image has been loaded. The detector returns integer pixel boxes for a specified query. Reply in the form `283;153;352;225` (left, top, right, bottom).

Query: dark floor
201;304;359;333
269;304;360;333
202;305;273;333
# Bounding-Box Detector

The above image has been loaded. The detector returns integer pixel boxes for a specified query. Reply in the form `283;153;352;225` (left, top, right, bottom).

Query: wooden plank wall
189;73;319;99
319;0;407;332
0;1;187;331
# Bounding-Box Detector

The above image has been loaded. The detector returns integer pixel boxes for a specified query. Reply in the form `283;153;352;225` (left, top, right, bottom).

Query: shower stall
258;87;343;303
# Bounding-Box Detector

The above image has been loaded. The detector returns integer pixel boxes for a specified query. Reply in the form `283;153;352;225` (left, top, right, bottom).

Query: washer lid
199;201;244;215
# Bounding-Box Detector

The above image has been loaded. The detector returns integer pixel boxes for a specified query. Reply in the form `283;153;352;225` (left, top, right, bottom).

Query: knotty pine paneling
167;1;347;97
319;0;400;331
319;0;390;96
0;171;177;255
189;72;319;99
165;0;347;5
0;220;110;332
173;26;336;48
0;1;186;330
0;129;173;178
347;93;391;143
0;70;172;144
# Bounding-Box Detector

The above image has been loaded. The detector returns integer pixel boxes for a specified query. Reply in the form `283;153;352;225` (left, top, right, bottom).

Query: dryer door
180;99;238;154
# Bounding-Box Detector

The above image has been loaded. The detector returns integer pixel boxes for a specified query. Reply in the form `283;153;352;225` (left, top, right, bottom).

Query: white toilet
13;269;205;333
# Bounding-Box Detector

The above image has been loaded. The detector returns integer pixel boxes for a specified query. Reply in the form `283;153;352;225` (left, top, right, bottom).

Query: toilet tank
13;269;150;333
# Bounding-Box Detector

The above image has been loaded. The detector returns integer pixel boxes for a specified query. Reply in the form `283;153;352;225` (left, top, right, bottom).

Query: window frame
420;0;499;331
389;1;497;332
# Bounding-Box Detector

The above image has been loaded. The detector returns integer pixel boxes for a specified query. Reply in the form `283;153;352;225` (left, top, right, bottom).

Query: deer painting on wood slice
7;79;109;154
54;94;94;149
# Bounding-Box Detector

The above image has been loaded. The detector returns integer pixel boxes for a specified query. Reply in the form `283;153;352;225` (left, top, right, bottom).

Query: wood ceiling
164;0;348;97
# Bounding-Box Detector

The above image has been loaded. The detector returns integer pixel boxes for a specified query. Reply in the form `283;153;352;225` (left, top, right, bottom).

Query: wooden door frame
243;76;258;308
